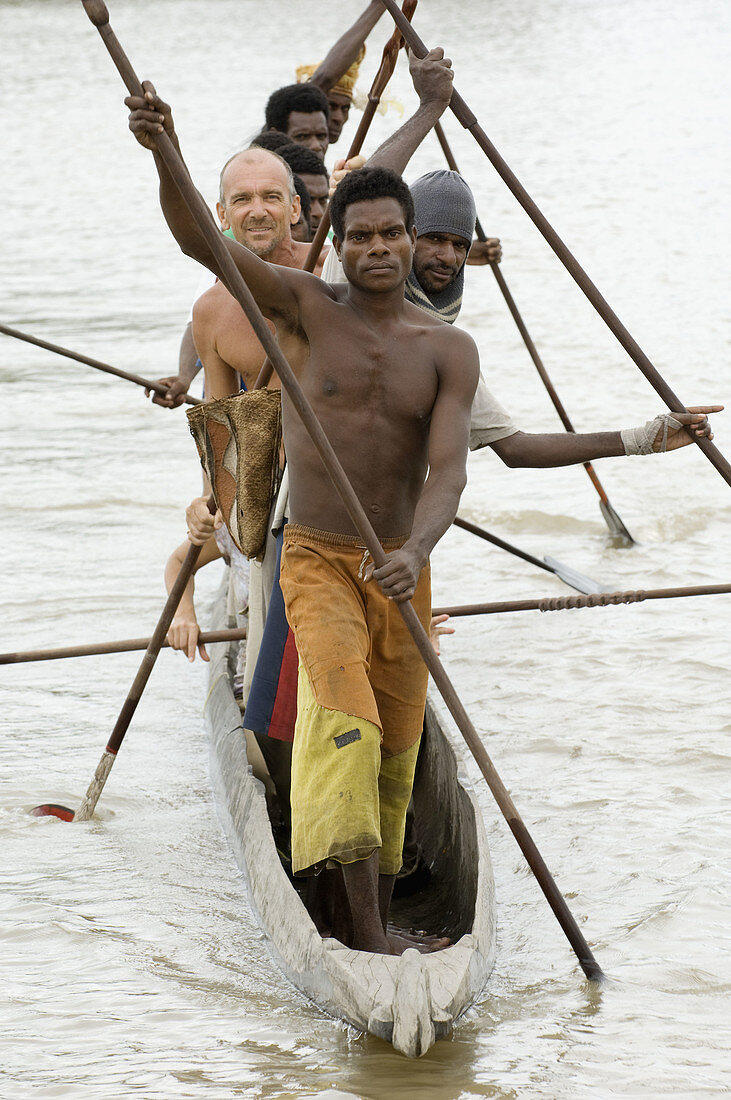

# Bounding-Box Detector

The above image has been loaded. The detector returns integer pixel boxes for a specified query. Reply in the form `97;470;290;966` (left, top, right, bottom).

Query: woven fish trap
187;389;282;560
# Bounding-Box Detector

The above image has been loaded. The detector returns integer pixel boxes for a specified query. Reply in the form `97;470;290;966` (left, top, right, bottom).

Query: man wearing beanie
324;48;719;465
403;168;478;325
322;50;514;451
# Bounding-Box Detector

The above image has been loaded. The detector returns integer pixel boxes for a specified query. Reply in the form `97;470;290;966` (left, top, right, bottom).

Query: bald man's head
216;147;300;258
218;147;295;204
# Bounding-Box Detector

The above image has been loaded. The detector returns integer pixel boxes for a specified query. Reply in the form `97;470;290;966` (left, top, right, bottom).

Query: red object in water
30;803;75;821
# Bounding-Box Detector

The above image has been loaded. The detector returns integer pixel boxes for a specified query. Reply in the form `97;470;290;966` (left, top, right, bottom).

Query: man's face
413;231;470;293
291;209;311;243
326;92;351;143
298;172;328;232
217;155;300;257
285;110;329;160
336;197;416;293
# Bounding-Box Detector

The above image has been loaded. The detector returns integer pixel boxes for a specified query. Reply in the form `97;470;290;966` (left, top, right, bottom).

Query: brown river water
1;1;730;1096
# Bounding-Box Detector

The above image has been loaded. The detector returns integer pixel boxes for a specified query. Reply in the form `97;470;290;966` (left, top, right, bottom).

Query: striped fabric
242;526;299;742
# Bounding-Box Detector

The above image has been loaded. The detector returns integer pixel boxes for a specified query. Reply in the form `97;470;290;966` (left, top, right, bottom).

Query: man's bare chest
304;325;439;422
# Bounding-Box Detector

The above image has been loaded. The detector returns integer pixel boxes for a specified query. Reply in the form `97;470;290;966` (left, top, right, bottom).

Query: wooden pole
0;627;247;666
0;322;200;406
377;0;731;491
73;516;213;822
432;121;634;545
80;0;603;981
453;516;603;594
433;581;731;618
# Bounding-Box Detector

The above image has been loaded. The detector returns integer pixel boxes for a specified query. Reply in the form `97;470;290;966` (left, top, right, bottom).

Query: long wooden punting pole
71;502;215;822
453;516;602;594
378;0;731;491
432;122;634;546
0;322;201;407
433;580;731;619
79;0;603;981
12;579;729;664
0;628;247;666
255;0;416;389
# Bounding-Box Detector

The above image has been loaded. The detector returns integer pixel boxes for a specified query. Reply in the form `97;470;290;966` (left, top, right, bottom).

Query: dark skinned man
277;143;329;234
128;82;481;954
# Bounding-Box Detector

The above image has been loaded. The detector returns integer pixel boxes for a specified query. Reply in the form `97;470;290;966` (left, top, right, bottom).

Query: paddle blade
599;498;635;546
30;803;75;821
543;556;605;595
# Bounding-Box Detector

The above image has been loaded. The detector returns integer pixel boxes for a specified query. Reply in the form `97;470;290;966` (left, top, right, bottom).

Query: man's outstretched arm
310;1;385;92
366;49;454;176
125;85;299;325
491;408;722;467
328;49;454;189
370;331;480;602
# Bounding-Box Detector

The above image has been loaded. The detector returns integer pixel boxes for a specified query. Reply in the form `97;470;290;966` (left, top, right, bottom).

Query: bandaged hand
329;154;366;198
621;406;722;454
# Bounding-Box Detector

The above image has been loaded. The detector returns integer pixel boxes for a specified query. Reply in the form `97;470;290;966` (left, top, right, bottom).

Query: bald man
193;146;327;401
168;147;328;671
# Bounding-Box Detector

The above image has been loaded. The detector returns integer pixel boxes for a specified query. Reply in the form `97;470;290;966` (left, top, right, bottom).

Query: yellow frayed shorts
290;665;420;875
279;524;431;876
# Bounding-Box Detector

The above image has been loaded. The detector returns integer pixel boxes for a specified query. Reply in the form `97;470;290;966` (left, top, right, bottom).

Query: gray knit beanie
409;169;476;244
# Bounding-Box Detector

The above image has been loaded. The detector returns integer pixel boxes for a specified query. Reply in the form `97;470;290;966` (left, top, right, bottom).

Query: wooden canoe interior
390;697;479;942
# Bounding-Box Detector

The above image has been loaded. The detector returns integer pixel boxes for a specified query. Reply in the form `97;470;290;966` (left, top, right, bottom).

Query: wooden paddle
453;516;604;595
71;503;215;822
377;0;731;491
255;0;416;389
0;322;201;406
0;627;247;666
79;0;603;981
432;122;635;545
433;580;731;618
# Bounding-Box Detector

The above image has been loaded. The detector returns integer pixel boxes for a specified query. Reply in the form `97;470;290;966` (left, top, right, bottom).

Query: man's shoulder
403;300;475;346
275;240;330;275
192;279;229;318
192;280;254;336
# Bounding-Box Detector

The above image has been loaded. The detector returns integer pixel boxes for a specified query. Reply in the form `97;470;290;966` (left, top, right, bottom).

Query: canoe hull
205;588;496;1057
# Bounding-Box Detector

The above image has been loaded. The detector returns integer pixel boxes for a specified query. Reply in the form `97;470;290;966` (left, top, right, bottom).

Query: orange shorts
279;524;431;757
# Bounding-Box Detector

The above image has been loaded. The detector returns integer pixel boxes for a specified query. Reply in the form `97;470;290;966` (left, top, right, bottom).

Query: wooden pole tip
81;0;110;27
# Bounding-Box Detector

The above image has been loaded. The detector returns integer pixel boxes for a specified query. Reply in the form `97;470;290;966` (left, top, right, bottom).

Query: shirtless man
192;146;327;401
326;49;504;319
163;147;327;672
128;84;481;952
128;83;717;954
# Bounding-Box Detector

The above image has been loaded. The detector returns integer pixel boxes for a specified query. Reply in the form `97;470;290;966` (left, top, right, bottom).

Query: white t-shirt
320;248;517;451
186;268;217;323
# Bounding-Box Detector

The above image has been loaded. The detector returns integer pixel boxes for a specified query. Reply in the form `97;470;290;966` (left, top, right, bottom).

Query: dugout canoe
204;575;496;1058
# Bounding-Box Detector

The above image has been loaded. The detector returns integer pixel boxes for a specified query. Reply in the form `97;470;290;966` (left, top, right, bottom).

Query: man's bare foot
386;931;451;954
387;923;452;950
